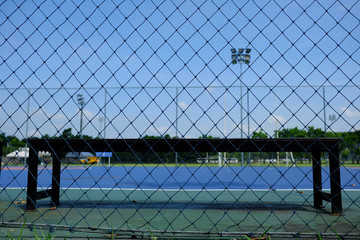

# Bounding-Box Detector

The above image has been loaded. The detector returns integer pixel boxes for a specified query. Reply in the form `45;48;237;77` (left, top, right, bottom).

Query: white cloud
178;101;188;110
83;109;95;119
147;125;170;135
207;83;220;93
31;108;68;121
52;113;67;120
268;114;285;125
341;107;360;118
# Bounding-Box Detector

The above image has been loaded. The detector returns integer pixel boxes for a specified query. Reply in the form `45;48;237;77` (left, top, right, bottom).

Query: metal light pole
231;48;251;166
25;91;31;165
175;87;179;166
329;114;336;126
247;88;251;163
104;88;107;138
323;86;327;138
222;92;227;167
77;94;85;137
98;116;104;137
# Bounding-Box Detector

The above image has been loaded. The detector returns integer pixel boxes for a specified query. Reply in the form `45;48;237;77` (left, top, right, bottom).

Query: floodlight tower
329;114;336;125
98;116;104;137
231;48;251;166
77;94;85;137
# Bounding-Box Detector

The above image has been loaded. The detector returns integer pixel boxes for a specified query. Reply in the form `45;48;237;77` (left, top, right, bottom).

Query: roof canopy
65;152;94;158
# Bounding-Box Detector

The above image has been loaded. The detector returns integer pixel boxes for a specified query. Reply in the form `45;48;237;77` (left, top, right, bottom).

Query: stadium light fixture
230;47;251;166
230;48;251;65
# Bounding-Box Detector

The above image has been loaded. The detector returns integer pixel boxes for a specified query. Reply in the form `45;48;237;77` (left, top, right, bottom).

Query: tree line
252;127;360;163
1;127;359;164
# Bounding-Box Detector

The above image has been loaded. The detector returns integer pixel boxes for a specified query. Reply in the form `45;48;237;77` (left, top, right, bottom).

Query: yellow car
80;156;100;164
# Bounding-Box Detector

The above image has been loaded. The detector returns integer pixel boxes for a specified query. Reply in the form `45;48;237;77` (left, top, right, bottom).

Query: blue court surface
1;166;359;190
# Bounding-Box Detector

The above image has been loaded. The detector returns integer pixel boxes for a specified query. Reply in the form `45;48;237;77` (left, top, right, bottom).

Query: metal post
276;96;280;167
104;88;107;138
240;63;244;166
221;92;226;167
98;117;104;137
175;87;179;166
323;86;327;137
77;94;85;137
323;86;327;166
0;141;3;177
80;108;83;137
247;88;250;162
25;91;31;165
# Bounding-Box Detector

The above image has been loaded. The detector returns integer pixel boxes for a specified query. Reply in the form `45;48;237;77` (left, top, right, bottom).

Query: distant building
5;148;52;165
6;147;29;165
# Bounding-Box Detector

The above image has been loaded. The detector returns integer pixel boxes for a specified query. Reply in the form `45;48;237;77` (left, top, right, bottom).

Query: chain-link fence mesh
1;0;359;238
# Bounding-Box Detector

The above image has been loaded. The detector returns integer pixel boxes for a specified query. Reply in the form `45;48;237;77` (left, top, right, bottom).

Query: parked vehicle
81;156;100;164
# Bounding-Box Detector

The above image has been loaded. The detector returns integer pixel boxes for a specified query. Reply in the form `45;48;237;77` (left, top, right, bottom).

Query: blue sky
0;0;359;139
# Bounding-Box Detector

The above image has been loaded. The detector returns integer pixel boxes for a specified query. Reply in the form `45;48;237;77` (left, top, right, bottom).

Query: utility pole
77;94;85;137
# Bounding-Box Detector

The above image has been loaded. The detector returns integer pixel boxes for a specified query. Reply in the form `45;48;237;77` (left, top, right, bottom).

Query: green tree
0;132;9;154
252;130;268;138
8;136;25;149
77;134;93;139
277;127;307;138
0;132;6;142
0;135;25;155
342;130;360;163
307;126;325;138
41;134;52;139
199;134;219;139
199;134;213;139
60;128;75;139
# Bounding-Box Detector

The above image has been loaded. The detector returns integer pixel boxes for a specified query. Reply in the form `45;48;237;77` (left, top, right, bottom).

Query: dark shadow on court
24;200;332;213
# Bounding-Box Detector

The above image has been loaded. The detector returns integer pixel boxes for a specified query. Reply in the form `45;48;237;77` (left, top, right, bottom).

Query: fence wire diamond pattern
1;0;360;239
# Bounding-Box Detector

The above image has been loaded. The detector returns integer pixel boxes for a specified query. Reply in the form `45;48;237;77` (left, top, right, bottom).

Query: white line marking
2;187;359;191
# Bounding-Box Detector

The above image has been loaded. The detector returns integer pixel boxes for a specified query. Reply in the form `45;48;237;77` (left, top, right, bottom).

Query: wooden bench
25;138;342;214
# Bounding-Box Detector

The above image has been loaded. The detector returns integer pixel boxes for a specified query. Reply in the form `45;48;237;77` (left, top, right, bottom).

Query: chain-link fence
1;0;359;238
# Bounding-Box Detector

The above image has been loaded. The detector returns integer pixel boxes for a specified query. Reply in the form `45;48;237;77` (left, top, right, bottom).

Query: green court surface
1;188;359;239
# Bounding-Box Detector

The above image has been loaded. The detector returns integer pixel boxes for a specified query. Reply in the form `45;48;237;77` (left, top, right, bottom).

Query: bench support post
329;146;342;215
51;150;61;207
26;147;38;211
312;151;323;209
